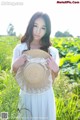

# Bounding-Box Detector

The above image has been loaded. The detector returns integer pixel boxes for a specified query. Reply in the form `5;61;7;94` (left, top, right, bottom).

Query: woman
11;12;59;120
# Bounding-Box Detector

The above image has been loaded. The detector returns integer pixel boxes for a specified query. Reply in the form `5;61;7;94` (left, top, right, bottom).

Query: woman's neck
30;41;42;49
31;40;40;45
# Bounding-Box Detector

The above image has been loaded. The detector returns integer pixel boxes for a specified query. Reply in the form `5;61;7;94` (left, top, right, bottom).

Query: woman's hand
47;56;59;77
12;54;27;73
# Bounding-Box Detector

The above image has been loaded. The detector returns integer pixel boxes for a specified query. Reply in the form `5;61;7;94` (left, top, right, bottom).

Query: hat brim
23;49;50;58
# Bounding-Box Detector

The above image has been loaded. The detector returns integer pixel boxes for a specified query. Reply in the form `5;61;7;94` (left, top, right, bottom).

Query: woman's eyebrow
34;22;46;27
42;25;46;27
34;23;37;25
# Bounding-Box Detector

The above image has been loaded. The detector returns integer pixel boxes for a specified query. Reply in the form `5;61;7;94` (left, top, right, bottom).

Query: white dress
11;43;59;120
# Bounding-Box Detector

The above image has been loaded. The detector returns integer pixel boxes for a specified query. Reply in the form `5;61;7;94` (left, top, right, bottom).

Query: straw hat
15;49;55;93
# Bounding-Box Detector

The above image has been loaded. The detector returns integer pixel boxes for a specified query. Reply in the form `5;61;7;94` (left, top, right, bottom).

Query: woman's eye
33;25;37;27
42;27;46;30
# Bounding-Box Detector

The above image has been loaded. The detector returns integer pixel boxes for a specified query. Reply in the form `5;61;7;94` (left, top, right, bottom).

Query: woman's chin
34;37;41;41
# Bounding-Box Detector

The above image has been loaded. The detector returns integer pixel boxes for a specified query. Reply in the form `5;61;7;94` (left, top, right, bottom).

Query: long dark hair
21;12;51;52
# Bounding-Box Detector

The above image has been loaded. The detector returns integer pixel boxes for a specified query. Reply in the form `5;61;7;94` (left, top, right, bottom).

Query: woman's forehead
34;17;46;26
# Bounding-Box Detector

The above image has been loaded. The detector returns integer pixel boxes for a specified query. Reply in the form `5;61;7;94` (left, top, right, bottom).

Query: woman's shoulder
48;46;59;53
48;46;60;64
14;42;27;51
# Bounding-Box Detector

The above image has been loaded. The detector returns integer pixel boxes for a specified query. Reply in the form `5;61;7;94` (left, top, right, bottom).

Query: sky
0;0;80;37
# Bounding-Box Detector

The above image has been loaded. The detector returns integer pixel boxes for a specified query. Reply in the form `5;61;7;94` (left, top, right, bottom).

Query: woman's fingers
23;55;27;61
47;56;54;63
20;54;27;62
47;56;55;70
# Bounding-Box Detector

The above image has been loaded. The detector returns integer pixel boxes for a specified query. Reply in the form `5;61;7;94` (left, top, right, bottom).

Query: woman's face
32;17;46;41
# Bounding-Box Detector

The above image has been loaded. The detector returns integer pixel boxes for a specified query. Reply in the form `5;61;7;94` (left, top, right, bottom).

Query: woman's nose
36;28;41;34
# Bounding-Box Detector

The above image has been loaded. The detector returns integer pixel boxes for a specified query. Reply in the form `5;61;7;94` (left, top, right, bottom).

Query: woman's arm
11;45;27;74
47;56;59;77
12;54;27;73
48;46;60;80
